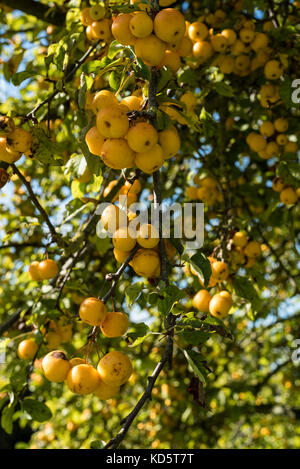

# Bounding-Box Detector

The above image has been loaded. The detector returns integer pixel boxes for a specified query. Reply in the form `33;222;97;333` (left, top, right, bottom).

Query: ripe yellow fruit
93;379;120;399
0;136;21;163
113;227;136;252
92;90;118;114
69;357;86;368
218;54;235;74
246;133;266;152
188;22;208;42
264;60;283;80
280;187;298;205
135;35;166;66
260;121;275;137
180;92;197;111
79;297;107;326
284;141;298;153
85;126;105;156
101;204;128;232
231;39;246;56
121;95;143;111
272;177;285;192
130;11;153;38
96;105;129;139
265;141;280;158
90;19;112;41
274;118;289;133
211;260;230;282
276;134;287;146
177;36;193;57
101;138;135;170
90;4;106;21
97;351;133;386
124;179;142;194
154;8;186;45
112;13;136;45
131;249;160;277
251;32;268;51
232;231;247;248
221;29;237;46
45;331;62;350
158;126;180;159
6;128;32;153
244;241;262;258
210;34;228;52
137;223;159;249
127;122;158;153
239;28;255;43
101;312;129;337
158;50;181;73
135;143;164;174
209;291;233;319
113;248;131;263
80;7;93;26
192;290;212;313
235;54;250;72
67;364;100;394
192;41;214;62
38;259;59;280
42;350;70;382
186;186;198;199
18;339;38;360
28;261;41;281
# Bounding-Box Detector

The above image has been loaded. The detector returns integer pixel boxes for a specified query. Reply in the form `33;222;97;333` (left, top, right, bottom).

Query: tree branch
0;0;65;26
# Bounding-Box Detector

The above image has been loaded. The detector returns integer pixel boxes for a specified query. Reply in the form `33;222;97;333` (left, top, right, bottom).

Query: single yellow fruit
101;204;128;232
79;297;107;326
90;19;112;42
211;260;230;282
112;13;136;45
264;60;283;80
192;41;214;62
121;95;143;111
0;136;21;163
38;259;59;280
97;351;133;386
96;105;129;139
154;8;186;45
131;249;160;277
239;28;255;43
85;126;105;156
101;312;129;337
42;350;70;382
280;187;298;205
209;291;232;318
158;126;180;159
113;227;136;252
45;331;62;350
90;4;106;21
244;241;262;258
80;7;93;26
129;11;153;38
232;231;247;248
135;143;164;173
28;261;41;281
92;90;118;114
260;121;275;137
221;29;237;45
272;177;285;192
93;379;120;399
137;223;159;249
246;133;266;152
127;122;158;153
101;138;135;170
158;50;181;73
6;128;32;153
274;118;289;133
67;364;100;394
134;35;166;66
210;34;228;52
18;339;38;360
176;36;193;57
188;22;208;42
192;290;212;313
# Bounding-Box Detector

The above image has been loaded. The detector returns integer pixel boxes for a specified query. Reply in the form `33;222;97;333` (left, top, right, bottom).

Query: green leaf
126;322;150;347
232;276;260;311
125;282;144;306
182;252;211;287
78;73;87;110
182;350;207;383
279;78;292;108
108;40;124;59
22;399;52;422
1;403;16;434
134;58;151;80
157;285;185;316
156;109;172;131
11;70;37;86
214;81;234;97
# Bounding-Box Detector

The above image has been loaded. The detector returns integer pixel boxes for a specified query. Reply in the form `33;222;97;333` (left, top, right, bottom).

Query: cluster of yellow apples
230;231;262;270
80;4;113;44
191;257;233;319
85;88;180;173
272;177;300;206
185;175;222;206
0;116;32;164
111;7;187;72
247;117;298;160
28;259;59;281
